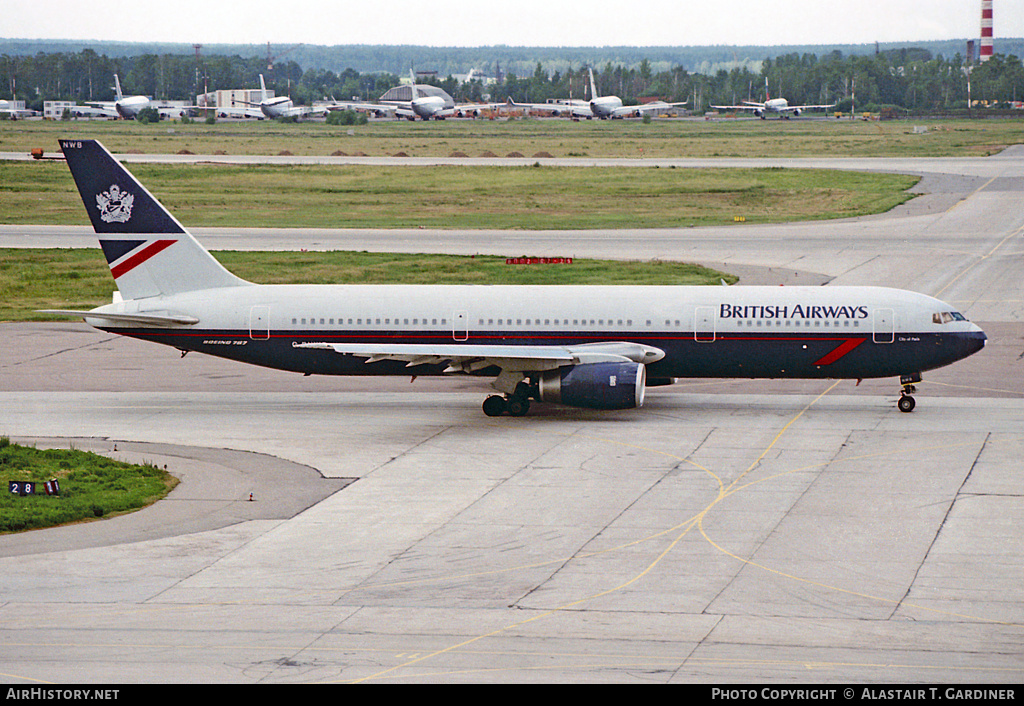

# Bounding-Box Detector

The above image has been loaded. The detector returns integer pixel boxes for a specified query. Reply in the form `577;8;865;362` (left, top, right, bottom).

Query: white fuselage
589;95;624;119
260;96;294;119
88;282;985;382
115;95;151;118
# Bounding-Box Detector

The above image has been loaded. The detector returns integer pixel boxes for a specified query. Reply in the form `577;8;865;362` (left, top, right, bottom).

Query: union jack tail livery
60;139;248;299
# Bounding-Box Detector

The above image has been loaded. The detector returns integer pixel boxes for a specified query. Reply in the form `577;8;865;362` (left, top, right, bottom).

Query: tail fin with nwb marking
60;139;249;300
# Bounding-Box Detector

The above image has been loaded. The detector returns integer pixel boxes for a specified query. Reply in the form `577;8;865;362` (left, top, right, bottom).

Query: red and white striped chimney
980;0;994;62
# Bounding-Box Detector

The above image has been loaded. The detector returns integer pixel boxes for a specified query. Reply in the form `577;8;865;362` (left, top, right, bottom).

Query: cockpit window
933;311;967;324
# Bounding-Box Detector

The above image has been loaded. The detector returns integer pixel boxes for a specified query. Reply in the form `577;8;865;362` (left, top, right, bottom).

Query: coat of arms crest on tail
96;184;134;223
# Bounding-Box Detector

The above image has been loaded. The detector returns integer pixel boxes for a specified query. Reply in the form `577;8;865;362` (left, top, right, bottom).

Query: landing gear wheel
898;395;916;413
482;395;508;417
507;397;530;417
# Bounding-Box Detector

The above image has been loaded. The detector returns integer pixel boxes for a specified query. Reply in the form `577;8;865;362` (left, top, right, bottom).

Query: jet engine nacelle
754;108;765;118
792;108;802;117
537;362;646;410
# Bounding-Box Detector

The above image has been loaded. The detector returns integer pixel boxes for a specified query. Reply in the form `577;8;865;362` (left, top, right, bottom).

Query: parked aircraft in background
84;74;150;118
509;67;686;119
331;71;503;120
585;68;688;119
85;75;188;119
712;78;835;119
216;74;327;120
49;139;985;417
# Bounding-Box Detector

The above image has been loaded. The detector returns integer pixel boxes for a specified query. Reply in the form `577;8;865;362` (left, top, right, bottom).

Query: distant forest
3;38;1024;113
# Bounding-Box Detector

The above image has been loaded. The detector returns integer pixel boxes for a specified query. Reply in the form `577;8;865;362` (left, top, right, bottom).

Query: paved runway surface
0;149;1022;683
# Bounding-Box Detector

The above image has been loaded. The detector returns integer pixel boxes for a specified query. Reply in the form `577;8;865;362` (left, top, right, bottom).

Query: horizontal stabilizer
39;310;199;327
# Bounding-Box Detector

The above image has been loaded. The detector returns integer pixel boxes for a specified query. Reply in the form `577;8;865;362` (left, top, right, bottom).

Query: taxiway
0;149;1021;683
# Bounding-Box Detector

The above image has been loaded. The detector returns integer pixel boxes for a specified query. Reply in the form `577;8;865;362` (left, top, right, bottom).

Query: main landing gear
482;381;532;417
897;373;922;413
482;393;530;417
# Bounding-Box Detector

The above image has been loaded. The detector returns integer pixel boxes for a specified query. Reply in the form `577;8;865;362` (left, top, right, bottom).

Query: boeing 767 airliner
47;139;986;416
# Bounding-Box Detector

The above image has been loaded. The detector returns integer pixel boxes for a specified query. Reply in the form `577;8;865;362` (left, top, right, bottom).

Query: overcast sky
6;0;1023;48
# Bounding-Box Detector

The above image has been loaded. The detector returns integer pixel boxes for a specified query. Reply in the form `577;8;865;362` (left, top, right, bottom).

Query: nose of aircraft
965;323;987;355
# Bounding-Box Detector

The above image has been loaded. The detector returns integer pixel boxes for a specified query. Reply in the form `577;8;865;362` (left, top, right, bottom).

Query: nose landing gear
898;373;921;413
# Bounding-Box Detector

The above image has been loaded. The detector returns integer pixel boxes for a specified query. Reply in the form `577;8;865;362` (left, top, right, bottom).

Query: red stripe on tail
110;239;176;279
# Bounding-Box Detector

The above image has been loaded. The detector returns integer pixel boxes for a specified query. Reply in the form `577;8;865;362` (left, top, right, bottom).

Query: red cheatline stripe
110;239;176;279
814;337;867;366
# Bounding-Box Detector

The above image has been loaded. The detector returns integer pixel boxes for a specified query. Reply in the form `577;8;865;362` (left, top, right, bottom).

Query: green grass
2;117;1022;158
0;249;739;321
0;160;919;230
0;437;178;534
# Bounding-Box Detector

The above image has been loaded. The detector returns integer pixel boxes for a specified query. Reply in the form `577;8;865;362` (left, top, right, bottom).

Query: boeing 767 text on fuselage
47;139;985;416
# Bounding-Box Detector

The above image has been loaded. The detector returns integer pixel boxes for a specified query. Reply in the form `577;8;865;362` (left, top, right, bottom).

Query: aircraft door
249;305;270;340
453;311;468;341
873;308;894;344
695;306;716;342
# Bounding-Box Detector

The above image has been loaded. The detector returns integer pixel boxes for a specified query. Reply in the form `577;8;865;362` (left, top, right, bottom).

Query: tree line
3;47;1023;114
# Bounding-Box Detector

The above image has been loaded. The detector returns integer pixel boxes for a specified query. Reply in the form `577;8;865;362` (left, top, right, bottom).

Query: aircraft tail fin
588;67;599;100
114;74;123;101
409;68;419;100
259;74;268;102
60;139;250;299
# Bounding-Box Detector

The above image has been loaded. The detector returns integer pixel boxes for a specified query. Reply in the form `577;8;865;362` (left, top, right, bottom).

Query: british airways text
719;304;870;320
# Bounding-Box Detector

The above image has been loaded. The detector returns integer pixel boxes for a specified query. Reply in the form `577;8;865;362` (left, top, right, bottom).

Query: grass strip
0;437;178;534
1;117;1020;158
0;249;739;321
1;161;919;229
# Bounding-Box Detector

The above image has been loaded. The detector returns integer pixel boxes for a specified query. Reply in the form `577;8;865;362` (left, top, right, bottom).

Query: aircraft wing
710;104;762;111
504;97;593;118
453;102;505;118
609;101;687;118
279;105;323;118
784;103;836;112
155;105;189;119
212;105;265;119
326;101;399;118
82;102;121;118
0;107;35;118
295;341;664;373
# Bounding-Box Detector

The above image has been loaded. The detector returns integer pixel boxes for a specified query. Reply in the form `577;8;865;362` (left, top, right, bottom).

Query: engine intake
537;362;646;410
